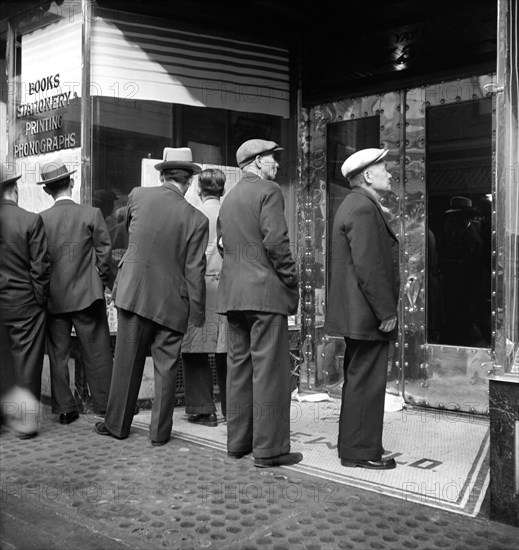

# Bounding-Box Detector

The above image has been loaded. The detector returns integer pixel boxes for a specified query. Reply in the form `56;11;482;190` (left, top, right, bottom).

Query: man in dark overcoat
38;158;113;424
326;148;400;470
0;163;50;438
217;139;302;468
95;147;208;446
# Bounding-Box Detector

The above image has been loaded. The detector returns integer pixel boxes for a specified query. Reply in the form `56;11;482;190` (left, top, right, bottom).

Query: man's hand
379;315;397;332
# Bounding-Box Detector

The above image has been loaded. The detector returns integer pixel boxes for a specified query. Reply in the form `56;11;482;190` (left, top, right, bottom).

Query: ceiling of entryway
1;0;498;104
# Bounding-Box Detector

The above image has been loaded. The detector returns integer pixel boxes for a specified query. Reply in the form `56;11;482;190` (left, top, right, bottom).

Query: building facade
1;0;517;525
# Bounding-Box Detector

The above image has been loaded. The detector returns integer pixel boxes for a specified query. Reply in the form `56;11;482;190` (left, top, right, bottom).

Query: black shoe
187;413;217;427
16;431;38;440
59;411;79;425
151;439;169;447
254;452;303;468
228;449;252;459
341;457;397;470
94;421;126;440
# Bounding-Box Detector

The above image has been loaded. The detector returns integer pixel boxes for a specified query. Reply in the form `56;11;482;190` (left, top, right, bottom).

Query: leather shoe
187;413;217;427
16;431;38;440
59;411;79;425
94;421;126;440
151;439;169;447
228;449;252;459
254;452;303;468
341;457;397;470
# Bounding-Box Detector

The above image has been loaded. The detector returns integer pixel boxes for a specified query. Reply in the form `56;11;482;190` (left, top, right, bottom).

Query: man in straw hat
95;147;209;446
0;162;50;438
217;139;302;468
37;157;113;425
326;148;400;470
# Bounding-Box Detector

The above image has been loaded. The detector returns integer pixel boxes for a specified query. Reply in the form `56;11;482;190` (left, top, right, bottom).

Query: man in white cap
95;147;209;446
0;163;50;438
326;148;400;470
217;138;302;467
38;158;113;425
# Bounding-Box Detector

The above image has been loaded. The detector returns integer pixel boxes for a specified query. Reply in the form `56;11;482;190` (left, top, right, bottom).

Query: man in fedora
217;139;302;468
95;147;209;446
326;148;400;470
37;158;113;425
0;163;50;438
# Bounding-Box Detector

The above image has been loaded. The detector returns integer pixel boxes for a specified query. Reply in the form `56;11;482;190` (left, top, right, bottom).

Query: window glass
426;99;492;347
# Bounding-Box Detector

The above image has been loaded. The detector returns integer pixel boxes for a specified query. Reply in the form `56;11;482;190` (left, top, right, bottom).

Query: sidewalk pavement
1;406;518;550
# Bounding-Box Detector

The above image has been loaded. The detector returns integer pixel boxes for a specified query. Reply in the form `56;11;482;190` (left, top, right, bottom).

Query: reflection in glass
426;99;492;347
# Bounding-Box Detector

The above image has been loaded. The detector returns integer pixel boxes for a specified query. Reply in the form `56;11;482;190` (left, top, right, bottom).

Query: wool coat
326;187;400;341
39;199;112;314
217;173;298;316
0;199;50;309
113;182;208;333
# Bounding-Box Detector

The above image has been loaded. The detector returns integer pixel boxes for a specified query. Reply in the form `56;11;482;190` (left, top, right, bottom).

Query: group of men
0;139;400;471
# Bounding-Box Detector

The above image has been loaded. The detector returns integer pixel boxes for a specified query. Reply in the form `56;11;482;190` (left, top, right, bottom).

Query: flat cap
341;148;388;181
236;139;283;169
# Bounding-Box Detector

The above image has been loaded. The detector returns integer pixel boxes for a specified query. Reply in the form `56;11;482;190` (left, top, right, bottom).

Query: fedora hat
154;147;201;173
236;139;283;169
341;148;388;181
0;162;21;191
36;158;77;186
445;196;474;213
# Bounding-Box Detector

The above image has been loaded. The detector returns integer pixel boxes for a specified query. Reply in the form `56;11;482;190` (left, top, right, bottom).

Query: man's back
217;174;298;316
0;200;49;308
40;199;111;314
115;183;208;332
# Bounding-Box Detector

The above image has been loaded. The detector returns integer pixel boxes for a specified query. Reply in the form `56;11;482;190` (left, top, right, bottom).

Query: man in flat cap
217;138;302;468
326;148;400;470
38;158;113;425
95;147;209;446
0;163;50;438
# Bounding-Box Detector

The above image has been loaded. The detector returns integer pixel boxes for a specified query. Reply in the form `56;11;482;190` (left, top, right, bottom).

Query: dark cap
236;139;283;169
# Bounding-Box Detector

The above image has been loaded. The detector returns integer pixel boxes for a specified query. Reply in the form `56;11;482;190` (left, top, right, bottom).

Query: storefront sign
14;73;81;158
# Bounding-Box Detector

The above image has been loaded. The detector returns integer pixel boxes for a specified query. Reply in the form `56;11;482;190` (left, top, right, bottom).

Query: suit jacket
40;199;112;314
217;173;299;316
113;182;208;332
0;199;50;309
326;187;400;341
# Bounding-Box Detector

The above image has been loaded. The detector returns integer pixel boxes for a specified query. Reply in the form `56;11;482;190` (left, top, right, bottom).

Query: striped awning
91;9;290;118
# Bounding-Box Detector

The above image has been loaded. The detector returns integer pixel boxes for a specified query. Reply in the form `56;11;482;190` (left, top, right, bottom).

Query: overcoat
114;183;208;333
217;173;298;316
39;199;112;313
326;187;400;340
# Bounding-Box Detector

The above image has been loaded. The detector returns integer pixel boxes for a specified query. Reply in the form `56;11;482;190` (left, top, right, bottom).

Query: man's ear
70;178;75;190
